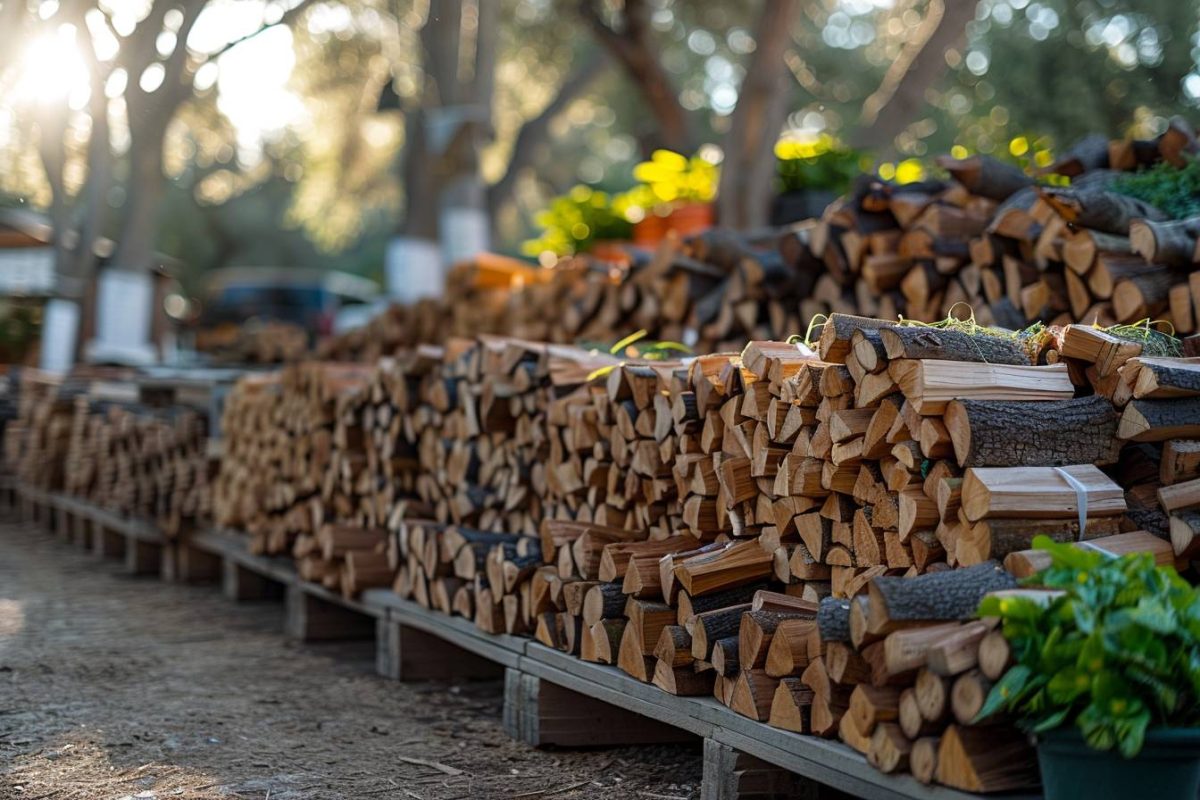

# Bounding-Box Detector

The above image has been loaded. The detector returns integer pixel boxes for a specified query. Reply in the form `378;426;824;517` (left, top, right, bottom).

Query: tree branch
578;0;692;153
851;0;978;153
487;50;608;218
204;0;322;62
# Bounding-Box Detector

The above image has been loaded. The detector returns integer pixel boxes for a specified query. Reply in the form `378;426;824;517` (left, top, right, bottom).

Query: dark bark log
880;326;1030;365
1135;360;1200;399
945;396;1121;468
582;581;627;626
1039;186;1169;235
935;154;1033;202
818;314;893;362
1129;216;1200;268
817;596;852;642
712;636;741;676
1118;398;1200;442
869;561;1016;624
691;604;751;660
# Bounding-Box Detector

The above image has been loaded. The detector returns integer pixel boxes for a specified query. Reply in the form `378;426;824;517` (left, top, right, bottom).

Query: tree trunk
112;135;167;271
716;0;800;230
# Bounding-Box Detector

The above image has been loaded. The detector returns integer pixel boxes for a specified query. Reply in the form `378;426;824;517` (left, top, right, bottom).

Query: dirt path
0;519;702;800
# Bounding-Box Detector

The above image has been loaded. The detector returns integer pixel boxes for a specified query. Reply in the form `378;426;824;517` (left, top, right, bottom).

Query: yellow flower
1009;136;1030;157
895;159;925;184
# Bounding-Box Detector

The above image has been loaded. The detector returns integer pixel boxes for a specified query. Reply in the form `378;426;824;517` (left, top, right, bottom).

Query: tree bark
880;326;1031;365
945;396;1122;468
1040;186;1170;235
869;562;1016;624
1118;398;1200;442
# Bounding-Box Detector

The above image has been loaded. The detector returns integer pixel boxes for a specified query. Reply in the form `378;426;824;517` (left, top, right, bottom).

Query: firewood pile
3;369;71;490
213;363;375;555
336;314;1197;792
798;125;1200;335
62;398;211;536
4;368;218;535
312;129;1200;374
317;234;824;363
196;321;309;365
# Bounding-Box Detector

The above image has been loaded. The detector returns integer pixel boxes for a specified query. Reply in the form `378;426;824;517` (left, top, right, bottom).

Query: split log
935;725;1039;792
880;327;1030;366
961;464;1126;521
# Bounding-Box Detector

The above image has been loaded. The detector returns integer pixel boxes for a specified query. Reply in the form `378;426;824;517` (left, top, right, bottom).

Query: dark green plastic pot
1038;728;1200;800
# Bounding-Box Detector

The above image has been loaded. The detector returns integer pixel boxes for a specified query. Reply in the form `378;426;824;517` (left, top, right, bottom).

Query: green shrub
1112;158;1200;220
977;536;1200;757
775;135;866;194
522;185;634;257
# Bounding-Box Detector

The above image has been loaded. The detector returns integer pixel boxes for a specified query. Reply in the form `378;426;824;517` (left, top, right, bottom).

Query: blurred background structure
0;0;1197;367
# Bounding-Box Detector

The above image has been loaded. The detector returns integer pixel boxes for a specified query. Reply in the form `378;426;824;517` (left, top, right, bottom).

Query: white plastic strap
1079;540;1117;559
1053;466;1089;541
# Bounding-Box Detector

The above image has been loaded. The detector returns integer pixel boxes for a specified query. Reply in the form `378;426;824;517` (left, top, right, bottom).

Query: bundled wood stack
63;399;212;536
797;124;1200;333
213;363;374;554
1047;323;1200;545
375;338;645;628
769;565;1048;792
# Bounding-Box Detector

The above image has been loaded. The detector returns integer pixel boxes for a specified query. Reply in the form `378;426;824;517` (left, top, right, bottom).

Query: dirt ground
0;518;703;800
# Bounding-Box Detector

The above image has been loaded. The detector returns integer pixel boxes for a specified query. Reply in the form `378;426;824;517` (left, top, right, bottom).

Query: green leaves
978;539;1200;757
1112;157;1200;220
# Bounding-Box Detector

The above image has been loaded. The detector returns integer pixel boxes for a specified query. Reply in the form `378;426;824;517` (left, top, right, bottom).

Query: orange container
632;202;714;247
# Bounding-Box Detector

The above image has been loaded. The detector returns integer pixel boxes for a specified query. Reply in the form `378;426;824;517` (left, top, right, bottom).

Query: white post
385;236;444;303
440;206;490;269
86;268;157;365
39;298;80;373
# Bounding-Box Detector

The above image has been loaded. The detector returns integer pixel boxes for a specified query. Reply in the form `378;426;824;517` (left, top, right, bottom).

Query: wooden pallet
7;485;1039;800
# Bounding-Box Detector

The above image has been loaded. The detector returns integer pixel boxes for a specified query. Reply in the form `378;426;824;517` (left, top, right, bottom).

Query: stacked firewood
788;568;1045;792
63;398;211;536
196;321;309;364
318;236;823;364
782;125;1200;334
3;370;71;490
213;363;374;554
1047;323;1200;549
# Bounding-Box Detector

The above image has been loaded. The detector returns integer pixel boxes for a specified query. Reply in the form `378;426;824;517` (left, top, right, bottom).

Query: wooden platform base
376;614;503;681
504;667;691;747
7;484;1031;800
285;583;377;641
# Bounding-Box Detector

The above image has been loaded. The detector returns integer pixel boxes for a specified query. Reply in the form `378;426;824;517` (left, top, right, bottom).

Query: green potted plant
772;135;865;225
626;149;717;246
522;185;634;263
977;535;1200;799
